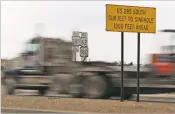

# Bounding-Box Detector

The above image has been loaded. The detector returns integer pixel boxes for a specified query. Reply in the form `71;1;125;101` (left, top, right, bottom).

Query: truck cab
21;37;72;73
151;52;175;76
22;40;40;68
151;29;175;77
4;36;73;76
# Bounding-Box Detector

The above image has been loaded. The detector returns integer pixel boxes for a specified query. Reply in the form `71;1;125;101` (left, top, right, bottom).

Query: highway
15;94;175;103
2;89;175;103
2;85;175;103
2;88;175;113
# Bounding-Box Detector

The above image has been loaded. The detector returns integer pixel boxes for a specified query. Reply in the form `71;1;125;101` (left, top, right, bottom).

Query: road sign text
106;4;156;33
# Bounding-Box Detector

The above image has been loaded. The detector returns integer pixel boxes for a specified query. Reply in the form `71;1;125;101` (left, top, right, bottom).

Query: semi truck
3;30;175;99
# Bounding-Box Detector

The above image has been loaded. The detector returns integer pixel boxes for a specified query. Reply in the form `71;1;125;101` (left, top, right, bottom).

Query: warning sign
106;4;156;33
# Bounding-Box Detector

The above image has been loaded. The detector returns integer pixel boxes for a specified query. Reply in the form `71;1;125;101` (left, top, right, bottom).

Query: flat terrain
2;96;175;113
2;84;175;113
2;108;57;113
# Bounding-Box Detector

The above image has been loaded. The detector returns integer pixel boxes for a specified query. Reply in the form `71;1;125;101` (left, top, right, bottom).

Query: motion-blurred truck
3;30;175;99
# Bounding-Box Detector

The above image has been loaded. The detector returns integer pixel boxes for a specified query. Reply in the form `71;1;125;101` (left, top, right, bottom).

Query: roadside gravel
2;96;175;113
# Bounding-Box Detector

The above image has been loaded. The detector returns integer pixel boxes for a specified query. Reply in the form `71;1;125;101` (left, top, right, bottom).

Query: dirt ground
2;96;175;113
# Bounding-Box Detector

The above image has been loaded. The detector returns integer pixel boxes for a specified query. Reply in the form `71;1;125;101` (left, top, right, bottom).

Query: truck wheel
82;75;110;99
1;70;6;85
51;78;64;94
68;77;83;98
51;74;72;94
5;78;16;95
38;89;46;96
1;76;6;85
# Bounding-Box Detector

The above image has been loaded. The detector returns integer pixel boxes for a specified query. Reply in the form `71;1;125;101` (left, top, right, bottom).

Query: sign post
137;33;140;102
121;32;124;102
106;4;156;102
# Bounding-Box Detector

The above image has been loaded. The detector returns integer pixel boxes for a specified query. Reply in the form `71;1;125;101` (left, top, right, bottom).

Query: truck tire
82;75;111;99
51;75;65;94
1;70;6;85
1;76;6;85
5;78;16;95
38;88;47;96
51;74;73;94
68;76;83;98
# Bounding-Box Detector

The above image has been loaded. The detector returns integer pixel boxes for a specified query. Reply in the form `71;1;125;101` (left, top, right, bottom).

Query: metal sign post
121;32;124;102
106;4;156;102
137;33;140;102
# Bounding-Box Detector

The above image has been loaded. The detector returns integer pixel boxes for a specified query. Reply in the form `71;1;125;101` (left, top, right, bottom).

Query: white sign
81;32;88;38
72;52;76;61
80;46;88;57
81;37;88;47
72;36;81;46
72;46;79;52
72;31;80;37
81;57;87;61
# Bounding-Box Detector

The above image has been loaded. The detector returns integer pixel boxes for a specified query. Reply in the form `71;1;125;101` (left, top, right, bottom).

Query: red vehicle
151;29;175;77
151;53;175;76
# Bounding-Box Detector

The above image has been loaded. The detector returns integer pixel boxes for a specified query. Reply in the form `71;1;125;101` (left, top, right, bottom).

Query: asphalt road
2;85;175;103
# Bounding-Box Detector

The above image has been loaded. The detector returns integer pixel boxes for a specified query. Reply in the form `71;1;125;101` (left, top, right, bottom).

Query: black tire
1;70;5;85
1;76;6;85
5;78;16;95
51;77;64;94
68;76;83;98
51;74;72;94
38;88;47;96
82;75;111;99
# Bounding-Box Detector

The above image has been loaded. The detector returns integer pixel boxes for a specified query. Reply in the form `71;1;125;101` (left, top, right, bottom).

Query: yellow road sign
106;4;156;33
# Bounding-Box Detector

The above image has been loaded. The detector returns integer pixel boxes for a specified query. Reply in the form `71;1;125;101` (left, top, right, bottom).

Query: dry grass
2;96;175;113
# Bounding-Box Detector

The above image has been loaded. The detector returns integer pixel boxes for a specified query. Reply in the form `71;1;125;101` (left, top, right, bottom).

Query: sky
1;1;175;64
